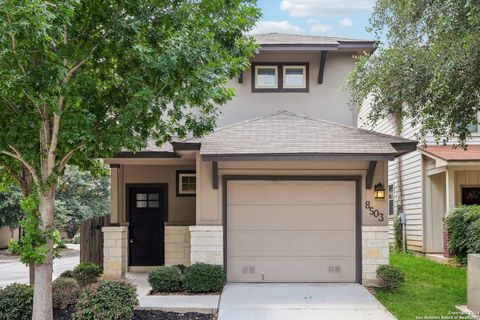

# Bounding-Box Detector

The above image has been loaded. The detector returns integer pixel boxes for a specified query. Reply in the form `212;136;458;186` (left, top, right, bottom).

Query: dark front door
462;187;480;205
128;185;166;266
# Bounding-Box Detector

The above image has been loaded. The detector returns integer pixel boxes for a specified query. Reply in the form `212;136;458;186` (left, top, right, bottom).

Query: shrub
52;277;80;309
393;214;403;252
59;269;74;278
148;266;183;292
376;264;405;290
75;280;138;320
174;264;187;273
0;283;33;320
446;205;480;264
183;263;226;293
72;262;102;286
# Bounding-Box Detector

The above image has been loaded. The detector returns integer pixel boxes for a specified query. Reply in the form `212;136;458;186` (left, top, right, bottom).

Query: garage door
226;180;357;282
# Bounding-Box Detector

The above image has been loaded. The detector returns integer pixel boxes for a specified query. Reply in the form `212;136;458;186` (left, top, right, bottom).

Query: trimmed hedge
183;263;225;293
0;283;33;320
72;262;102;286
53;277;80;309
75;280;138;320
148;266;184;292
376;264;405;290
445;205;480;264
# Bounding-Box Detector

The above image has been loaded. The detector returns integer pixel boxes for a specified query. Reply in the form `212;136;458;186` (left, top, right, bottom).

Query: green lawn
375;253;468;320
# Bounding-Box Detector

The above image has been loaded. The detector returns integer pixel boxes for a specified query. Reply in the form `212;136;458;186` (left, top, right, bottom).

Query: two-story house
101;33;416;285
359;98;480;260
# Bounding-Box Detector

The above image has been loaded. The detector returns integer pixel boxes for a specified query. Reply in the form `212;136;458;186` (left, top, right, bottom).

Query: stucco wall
196;157;388;227
218;51;358;127
114;165;196;225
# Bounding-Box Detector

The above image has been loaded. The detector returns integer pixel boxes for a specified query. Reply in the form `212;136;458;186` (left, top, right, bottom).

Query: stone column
102;226;128;279
189;226;223;265
165;226;191;266
362;225;389;286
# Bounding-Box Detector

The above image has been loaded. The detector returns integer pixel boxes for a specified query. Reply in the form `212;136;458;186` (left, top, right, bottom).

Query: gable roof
253;33;377;53
186;111;416;161
420;145;480;161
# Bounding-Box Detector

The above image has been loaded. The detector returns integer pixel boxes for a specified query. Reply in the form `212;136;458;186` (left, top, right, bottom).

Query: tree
347;0;480;147
55;165;110;237
0;186;23;228
0;1;260;319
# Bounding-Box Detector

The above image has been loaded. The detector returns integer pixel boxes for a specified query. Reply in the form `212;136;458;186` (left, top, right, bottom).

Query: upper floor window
252;63;309;93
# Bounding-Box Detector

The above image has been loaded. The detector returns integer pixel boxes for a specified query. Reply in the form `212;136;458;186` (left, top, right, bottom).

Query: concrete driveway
218;283;396;320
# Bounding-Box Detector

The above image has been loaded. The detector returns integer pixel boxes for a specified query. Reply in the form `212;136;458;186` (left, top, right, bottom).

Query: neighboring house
101;33;416;285
359;99;480;257
0;227;19;249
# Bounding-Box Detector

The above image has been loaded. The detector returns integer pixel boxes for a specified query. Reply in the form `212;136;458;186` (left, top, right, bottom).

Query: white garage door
226;180;357;282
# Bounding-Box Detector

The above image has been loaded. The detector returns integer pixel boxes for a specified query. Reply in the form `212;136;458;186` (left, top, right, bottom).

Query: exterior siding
358;100;424;252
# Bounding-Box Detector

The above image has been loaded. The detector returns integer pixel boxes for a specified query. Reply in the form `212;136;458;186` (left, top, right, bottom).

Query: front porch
421;145;480;256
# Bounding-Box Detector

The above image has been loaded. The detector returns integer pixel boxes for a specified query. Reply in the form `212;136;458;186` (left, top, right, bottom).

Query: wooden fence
80;215;111;268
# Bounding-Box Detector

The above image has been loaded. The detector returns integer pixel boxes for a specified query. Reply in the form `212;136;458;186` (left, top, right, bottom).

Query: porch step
138;295;220;314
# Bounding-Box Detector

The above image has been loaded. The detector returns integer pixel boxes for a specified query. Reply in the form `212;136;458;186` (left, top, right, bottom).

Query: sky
252;0;376;40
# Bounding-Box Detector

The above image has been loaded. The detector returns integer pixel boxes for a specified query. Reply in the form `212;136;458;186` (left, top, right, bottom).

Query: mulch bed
53;305;75;320
53;307;214;320
134;310;214;320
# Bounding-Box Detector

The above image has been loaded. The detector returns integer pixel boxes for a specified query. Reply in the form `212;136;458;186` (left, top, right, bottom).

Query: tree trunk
32;189;55;320
29;264;35;285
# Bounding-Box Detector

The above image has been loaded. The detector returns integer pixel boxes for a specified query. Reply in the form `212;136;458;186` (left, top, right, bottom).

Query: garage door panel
226;180;357;283
227;257;356;282
227;230;355;257
228;181;355;204
227;204;356;230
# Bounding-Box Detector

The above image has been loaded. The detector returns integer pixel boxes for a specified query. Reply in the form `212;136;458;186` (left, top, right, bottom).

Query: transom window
283;66;307;88
136;193;160;208
252;63;308;92
255;66;278;88
176;171;196;196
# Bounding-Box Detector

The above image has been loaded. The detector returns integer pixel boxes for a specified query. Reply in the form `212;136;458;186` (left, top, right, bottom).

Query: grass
375;252;468;320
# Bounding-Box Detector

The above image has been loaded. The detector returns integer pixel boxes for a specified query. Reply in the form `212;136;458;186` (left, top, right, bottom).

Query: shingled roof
187;111;416;161
252;33;377;53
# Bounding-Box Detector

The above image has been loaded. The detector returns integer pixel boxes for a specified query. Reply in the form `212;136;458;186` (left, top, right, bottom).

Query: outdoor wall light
374;183;386;199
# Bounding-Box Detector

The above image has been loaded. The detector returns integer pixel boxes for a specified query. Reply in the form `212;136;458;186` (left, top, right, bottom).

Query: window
255;66;278;89
176;171;196;196
388;185;394;215
283;66;306;89
136;193;160;208
252;63;309;92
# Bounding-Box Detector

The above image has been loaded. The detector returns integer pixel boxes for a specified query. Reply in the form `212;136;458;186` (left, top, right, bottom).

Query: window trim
251;62;309;93
254;65;278;89
283;65;307;89
176;170;196;197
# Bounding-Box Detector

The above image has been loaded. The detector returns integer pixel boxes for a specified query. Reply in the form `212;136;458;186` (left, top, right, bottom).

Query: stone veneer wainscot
189;225;223;265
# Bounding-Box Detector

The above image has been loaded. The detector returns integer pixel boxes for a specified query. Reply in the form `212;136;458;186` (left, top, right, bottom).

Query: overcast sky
253;0;376;40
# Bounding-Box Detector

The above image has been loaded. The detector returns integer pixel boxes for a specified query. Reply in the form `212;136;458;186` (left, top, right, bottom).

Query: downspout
394;113;407;252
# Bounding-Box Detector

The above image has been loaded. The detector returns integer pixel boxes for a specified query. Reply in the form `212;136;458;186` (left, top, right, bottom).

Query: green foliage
59;270;74;278
55;165;110;238
0;186;23;227
377;264;405;290
72;262;102;286
148;266;184;292
347;0;480;146
75;280;138;320
393;214;403;252
174;264;187;273
0;283;33;320
52;277;80;309
445;205;480;264
183;263;226;293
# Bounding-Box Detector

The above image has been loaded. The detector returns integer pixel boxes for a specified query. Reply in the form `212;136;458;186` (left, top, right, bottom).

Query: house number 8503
365;201;384;222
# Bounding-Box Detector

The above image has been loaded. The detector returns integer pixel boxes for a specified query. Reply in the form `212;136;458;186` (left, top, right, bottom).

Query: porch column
102;226;128;279
445;168;455;215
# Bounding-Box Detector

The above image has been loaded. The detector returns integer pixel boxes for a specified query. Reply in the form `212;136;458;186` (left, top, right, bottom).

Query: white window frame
178;173;196;195
283;65;307;89
254;65;278;89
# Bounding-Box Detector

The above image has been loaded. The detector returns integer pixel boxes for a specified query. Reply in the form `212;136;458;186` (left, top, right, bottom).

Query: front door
128;185;166;266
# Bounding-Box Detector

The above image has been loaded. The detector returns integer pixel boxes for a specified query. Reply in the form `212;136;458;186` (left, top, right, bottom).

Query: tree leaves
347;0;480;147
